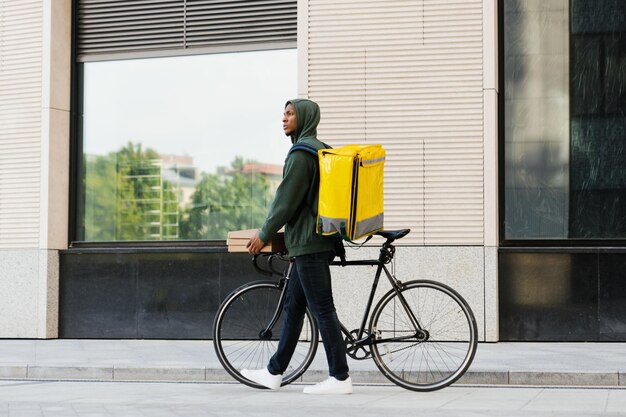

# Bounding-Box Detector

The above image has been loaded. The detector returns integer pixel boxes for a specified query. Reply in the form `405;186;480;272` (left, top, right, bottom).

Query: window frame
68;1;297;248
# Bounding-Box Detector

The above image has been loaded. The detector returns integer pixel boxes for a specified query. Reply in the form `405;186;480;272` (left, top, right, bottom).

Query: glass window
569;0;626;238
503;0;626;240
76;49;297;242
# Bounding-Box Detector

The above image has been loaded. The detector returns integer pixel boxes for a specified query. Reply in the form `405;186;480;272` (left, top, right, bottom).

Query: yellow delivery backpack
289;143;385;241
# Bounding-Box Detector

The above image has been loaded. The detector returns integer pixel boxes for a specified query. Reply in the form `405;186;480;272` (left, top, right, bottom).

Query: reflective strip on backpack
354;213;384;240
361;156;385;166
318;216;349;235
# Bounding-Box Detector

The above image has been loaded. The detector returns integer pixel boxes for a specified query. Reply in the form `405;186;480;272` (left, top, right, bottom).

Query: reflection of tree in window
84;142;276;241
85;143;186;241
114;143;180;241
180;156;274;240
83;153;116;241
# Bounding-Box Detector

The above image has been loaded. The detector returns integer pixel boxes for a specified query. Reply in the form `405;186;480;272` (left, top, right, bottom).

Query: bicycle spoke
213;282;318;389
370;281;477;391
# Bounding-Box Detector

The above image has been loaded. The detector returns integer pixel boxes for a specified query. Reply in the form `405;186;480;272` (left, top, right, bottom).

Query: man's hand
246;230;266;255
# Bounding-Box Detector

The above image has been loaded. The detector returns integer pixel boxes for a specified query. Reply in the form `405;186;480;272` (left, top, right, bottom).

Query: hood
286;98;320;144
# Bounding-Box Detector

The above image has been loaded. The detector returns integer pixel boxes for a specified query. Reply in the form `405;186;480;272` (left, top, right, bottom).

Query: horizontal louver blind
77;0;297;60
77;0;185;56
0;0;42;249
307;0;484;245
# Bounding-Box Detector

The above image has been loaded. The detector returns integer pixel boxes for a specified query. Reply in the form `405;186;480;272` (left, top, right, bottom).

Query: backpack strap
287;141;332;158
286;142;346;264
287;143;319;157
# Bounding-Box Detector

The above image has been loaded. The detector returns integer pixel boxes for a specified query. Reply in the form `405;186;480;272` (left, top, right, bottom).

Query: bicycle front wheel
369;280;478;391
212;281;319;388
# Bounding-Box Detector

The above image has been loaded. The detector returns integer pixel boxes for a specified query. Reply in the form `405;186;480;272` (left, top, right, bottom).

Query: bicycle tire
212;280;319;388
369;280;478;391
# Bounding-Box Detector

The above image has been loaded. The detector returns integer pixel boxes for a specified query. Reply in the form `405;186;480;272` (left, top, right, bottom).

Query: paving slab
0;340;624;387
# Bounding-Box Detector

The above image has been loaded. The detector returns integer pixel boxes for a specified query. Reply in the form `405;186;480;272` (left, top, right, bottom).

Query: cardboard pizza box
227;229;286;253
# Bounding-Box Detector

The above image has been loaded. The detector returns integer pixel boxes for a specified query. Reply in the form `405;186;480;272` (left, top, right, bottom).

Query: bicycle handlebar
250;229;411;273
252;253;289;276
252;254;272;276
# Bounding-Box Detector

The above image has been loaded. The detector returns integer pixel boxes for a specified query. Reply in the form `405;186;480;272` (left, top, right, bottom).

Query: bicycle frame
255;241;424;355
331;256;423;352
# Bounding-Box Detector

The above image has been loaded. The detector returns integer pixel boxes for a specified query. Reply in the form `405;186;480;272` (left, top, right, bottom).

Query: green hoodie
258;99;336;256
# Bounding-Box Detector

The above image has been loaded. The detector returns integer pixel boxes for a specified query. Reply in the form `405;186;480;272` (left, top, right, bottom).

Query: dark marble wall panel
500;250;626;341
62;249;626;341
135;253;221;339
59;250;264;339
499;251;599;341
218;253;288;300
60;253;139;338
599;253;626;340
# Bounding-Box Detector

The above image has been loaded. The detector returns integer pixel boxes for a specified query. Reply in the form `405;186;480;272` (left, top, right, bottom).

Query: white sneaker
241;368;282;390
303;376;353;394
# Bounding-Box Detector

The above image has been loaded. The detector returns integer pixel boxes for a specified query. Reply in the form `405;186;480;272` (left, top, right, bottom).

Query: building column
39;0;71;338
0;0;71;338
483;0;499;342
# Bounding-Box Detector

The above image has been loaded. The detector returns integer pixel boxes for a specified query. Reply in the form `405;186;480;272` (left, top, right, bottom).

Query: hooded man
244;99;352;395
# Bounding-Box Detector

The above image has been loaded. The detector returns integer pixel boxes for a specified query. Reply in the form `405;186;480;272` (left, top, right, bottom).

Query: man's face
283;103;297;136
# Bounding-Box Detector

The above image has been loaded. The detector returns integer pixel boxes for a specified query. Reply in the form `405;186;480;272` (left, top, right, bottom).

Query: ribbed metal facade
0;0;42;249
304;0;485;245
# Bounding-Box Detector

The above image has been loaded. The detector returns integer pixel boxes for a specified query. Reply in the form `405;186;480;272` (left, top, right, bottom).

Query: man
243;99;352;395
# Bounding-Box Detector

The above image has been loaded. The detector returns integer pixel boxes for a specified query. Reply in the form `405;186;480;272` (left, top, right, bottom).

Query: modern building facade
0;0;624;342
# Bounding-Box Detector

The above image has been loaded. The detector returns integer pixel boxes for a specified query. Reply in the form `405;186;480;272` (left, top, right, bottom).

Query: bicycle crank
344;329;372;360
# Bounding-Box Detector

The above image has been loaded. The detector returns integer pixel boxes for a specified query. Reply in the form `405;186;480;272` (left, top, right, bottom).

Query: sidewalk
0;340;625;387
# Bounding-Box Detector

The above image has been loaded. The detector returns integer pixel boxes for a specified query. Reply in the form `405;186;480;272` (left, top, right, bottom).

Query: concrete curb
1;366;625;387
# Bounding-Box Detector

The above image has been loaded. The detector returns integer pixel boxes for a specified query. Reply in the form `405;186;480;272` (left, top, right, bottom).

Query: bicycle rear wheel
369;280;477;391
212;281;319;388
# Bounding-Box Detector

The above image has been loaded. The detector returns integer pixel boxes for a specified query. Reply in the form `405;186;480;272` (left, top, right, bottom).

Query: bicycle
212;229;478;392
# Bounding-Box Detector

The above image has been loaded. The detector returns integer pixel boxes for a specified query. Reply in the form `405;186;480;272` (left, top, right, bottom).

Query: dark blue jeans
268;251;349;380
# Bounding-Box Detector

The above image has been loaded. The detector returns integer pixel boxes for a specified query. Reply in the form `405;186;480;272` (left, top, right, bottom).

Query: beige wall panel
307;0;484;245
40;0;71;250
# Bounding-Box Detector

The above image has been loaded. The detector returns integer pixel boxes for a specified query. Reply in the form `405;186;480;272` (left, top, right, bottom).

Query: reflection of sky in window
82;49;296;174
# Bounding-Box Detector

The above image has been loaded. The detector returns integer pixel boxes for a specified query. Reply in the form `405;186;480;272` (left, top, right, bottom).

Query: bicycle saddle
375;229;411;242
